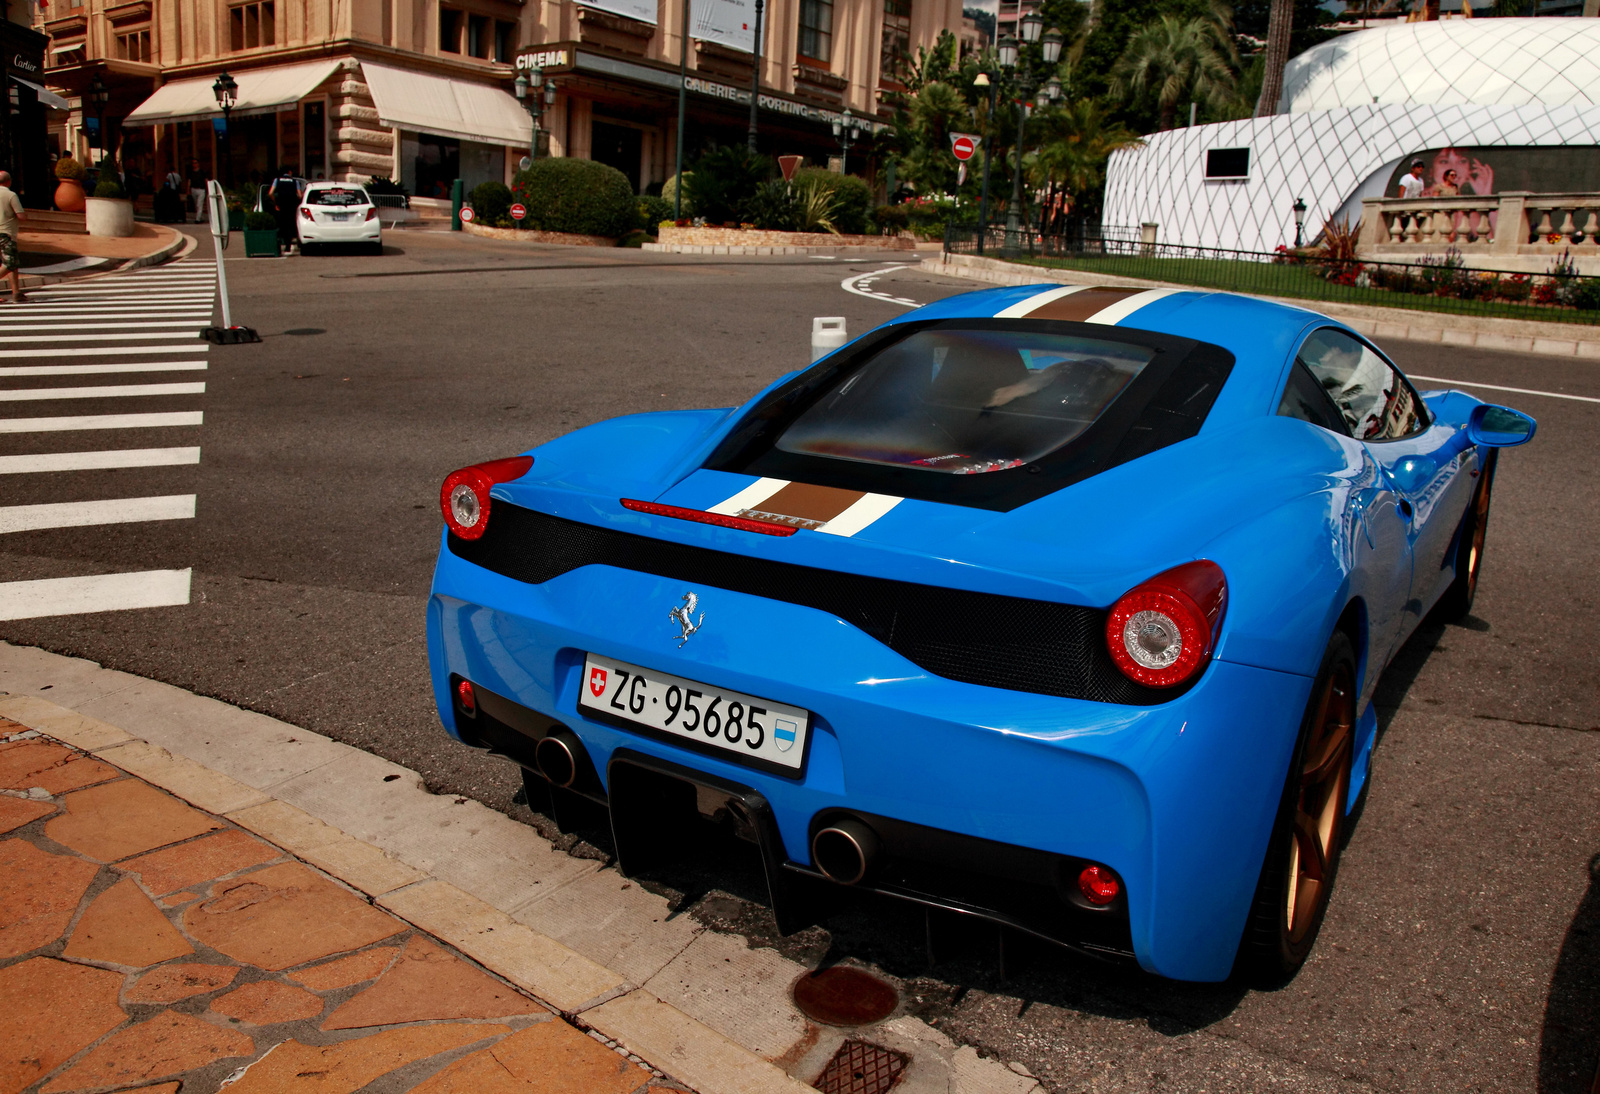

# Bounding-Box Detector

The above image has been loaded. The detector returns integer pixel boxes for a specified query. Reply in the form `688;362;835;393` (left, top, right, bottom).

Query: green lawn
1012;254;1600;326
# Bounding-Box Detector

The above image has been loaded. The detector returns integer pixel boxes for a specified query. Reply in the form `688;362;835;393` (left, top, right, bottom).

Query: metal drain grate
813;1039;909;1094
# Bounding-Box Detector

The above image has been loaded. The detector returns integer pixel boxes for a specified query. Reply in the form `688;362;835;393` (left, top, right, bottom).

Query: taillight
456;679;477;715
1078;864;1121;905
1105;560;1227;688
440;456;533;540
365;207;378;221
298;206;312;221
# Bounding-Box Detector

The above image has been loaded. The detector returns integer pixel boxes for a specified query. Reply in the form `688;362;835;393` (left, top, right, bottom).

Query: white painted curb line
0;641;1042;1094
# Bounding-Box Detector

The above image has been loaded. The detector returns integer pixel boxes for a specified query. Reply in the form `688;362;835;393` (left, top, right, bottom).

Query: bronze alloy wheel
1285;660;1356;945
1461;473;1492;604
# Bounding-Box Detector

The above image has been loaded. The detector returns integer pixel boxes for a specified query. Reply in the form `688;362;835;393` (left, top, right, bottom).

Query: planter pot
228;208;246;232
84;197;136;238
54;178;86;213
242;228;281;257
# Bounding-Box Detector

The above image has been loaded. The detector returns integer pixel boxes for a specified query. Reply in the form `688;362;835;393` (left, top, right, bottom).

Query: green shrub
637;195;673;233
54;156;85;181
792;168;872;235
469;180;512;224
93;178;127;199
620;229;652;248
1567;276;1600;311
685;147;772;225
661;172;692;216
512;159;635;238
740;181;801;231
244;210;278;231
873;204;909;232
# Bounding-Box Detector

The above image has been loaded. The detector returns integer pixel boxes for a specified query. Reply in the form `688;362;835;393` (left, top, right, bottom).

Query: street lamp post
999;17;1061;258
746;0;764;152
1292;196;1307;248
831;108;860;175
88;73;110;164
212;71;237;188
513;66;548;167
974;70;997;254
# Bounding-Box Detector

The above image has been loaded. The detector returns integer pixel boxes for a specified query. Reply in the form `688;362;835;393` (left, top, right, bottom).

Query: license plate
579;654;811;774
328;212;350;221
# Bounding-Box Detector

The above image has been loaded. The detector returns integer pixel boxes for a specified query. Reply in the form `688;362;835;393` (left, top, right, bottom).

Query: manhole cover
792;966;898;1027
813;1039;908;1094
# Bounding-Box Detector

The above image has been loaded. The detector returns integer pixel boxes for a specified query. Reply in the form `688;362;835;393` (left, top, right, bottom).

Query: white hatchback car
296;182;382;254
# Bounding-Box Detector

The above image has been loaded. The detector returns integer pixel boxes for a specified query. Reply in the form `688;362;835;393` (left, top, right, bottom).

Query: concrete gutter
928;252;1600;361
0;641;1043;1094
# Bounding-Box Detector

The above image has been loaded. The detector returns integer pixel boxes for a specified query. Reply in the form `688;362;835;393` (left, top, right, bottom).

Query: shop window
467;13;488;57
439;6;462;52
494;20;516;62
116;26;152;62
798;0;832;64
880;0;910;85
229;0;276;50
302;100;327;179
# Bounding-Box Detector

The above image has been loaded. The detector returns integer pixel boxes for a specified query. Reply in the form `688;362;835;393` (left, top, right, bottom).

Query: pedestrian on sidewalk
1398;160;1426;200
0;170;26;304
270;167;300;254
187;158;209;223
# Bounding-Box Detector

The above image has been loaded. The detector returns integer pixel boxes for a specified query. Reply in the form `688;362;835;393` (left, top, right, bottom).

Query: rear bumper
427;537;1315;981
297;218;380;242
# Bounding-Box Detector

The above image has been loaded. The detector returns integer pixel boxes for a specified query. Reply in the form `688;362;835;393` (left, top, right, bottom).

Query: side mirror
1467;404;1536;448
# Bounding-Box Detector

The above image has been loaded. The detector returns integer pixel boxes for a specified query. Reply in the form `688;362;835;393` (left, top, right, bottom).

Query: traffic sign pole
199;180;260;345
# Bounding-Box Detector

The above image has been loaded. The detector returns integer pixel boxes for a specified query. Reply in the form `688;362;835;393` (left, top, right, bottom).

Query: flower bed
461;220;616;247
657;226;913;249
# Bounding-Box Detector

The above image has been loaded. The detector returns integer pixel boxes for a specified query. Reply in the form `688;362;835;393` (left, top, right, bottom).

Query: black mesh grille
449;503;1174;705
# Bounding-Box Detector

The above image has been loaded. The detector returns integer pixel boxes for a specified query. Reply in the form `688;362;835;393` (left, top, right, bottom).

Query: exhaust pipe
534;730;582;788
811;817;879;885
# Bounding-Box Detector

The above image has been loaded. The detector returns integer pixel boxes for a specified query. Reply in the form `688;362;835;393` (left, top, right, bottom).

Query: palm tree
1027;99;1144;236
1110;7;1242;131
1255;0;1293;117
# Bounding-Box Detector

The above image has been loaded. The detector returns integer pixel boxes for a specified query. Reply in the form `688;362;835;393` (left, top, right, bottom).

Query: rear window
775;329;1156;474
306;188;370;206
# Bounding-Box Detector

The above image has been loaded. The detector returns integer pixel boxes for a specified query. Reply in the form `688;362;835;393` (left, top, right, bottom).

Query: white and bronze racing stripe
708;479;902;537
997;285;1180;324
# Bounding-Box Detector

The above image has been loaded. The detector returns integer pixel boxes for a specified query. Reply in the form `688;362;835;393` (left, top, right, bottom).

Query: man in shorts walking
0;170;26;303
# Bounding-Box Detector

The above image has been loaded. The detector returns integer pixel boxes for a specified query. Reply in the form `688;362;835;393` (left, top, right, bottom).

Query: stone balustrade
1359;191;1600;260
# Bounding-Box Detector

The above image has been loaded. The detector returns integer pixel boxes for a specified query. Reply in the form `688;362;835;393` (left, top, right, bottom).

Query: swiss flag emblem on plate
589;667;608;697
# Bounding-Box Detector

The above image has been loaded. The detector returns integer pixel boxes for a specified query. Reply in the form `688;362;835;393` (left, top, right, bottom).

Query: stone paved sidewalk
0;718;688;1094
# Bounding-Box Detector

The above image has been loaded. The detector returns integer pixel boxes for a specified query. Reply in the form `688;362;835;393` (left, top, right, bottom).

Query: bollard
811;317;848;363
451;178;465;231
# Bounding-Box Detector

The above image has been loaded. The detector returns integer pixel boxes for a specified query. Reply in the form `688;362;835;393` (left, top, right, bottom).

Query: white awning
360;62;527;147
123;59;342;126
12;76;70;111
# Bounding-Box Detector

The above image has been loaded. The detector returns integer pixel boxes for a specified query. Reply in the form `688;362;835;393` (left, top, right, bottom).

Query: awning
51;43;84;55
123;58;341;126
12;76;70;110
360;62;528;147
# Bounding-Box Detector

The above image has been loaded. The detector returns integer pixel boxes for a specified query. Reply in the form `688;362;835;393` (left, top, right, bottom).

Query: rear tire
1434;453;1497;623
1237;630;1358;987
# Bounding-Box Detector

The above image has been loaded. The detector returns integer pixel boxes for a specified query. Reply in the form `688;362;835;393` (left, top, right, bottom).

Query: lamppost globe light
528;66;543;89
1041;27;1063;64
1020;10;1043;44
831;119;841;137
973;71;990;87
997;35;1018;68
544;81;557;106
513;72;528;100
1046;76;1062;101
211;70;237;110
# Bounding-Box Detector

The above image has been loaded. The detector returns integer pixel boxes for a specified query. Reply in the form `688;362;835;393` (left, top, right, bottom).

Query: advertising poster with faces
1386;146;1600;198
583;0;658;25
693;0;767;53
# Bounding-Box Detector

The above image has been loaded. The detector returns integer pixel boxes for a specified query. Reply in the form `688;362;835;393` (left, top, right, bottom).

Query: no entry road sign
458;206;475;222
511;203;527;220
950;133;980;161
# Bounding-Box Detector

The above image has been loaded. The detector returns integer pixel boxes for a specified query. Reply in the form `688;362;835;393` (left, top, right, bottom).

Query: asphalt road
2;229;1596;1093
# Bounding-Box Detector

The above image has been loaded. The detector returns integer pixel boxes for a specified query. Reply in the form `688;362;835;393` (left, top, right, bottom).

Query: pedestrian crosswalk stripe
0;312;212;321
0;382;206;402
0;362;208;377
1;345;209;357
0;332;203;343
0;411;204;433
0;494;196;534
0;447;201;474
0;569;192;621
0;322;209;333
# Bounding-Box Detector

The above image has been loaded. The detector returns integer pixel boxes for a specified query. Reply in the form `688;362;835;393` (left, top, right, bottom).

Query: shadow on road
1539;851;1600;1094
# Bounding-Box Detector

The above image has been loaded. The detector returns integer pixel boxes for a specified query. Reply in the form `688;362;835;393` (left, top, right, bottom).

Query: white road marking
0;411;204;433
0;569;192;621
994;285;1089;318
0;494;196;534
1410;375;1600;405
0;382;206;402
0;332;201;343
1087;288;1183;326
841;265;920;307
0;322;209;333
0;312;212;322
2;345;209;357
0;362;208;377
0;447;201;474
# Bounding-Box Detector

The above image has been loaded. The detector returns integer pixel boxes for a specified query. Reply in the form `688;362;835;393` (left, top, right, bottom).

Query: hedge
512;159;635;238
793;167;872;235
469;180;512;224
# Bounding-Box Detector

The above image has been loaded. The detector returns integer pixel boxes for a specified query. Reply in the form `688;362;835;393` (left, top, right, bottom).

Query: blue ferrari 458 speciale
426;283;1536;983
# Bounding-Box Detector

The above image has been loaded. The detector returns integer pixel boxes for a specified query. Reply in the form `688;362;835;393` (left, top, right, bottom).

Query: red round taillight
439;456;533;541
1078;864;1121;906
1105;560;1227;689
456;679;477;715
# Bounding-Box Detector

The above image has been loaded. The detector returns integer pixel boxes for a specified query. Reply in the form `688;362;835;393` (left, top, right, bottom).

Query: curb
0;643;1042;1094
645;242;912;256
17;224;191;290
927;252;1600;361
